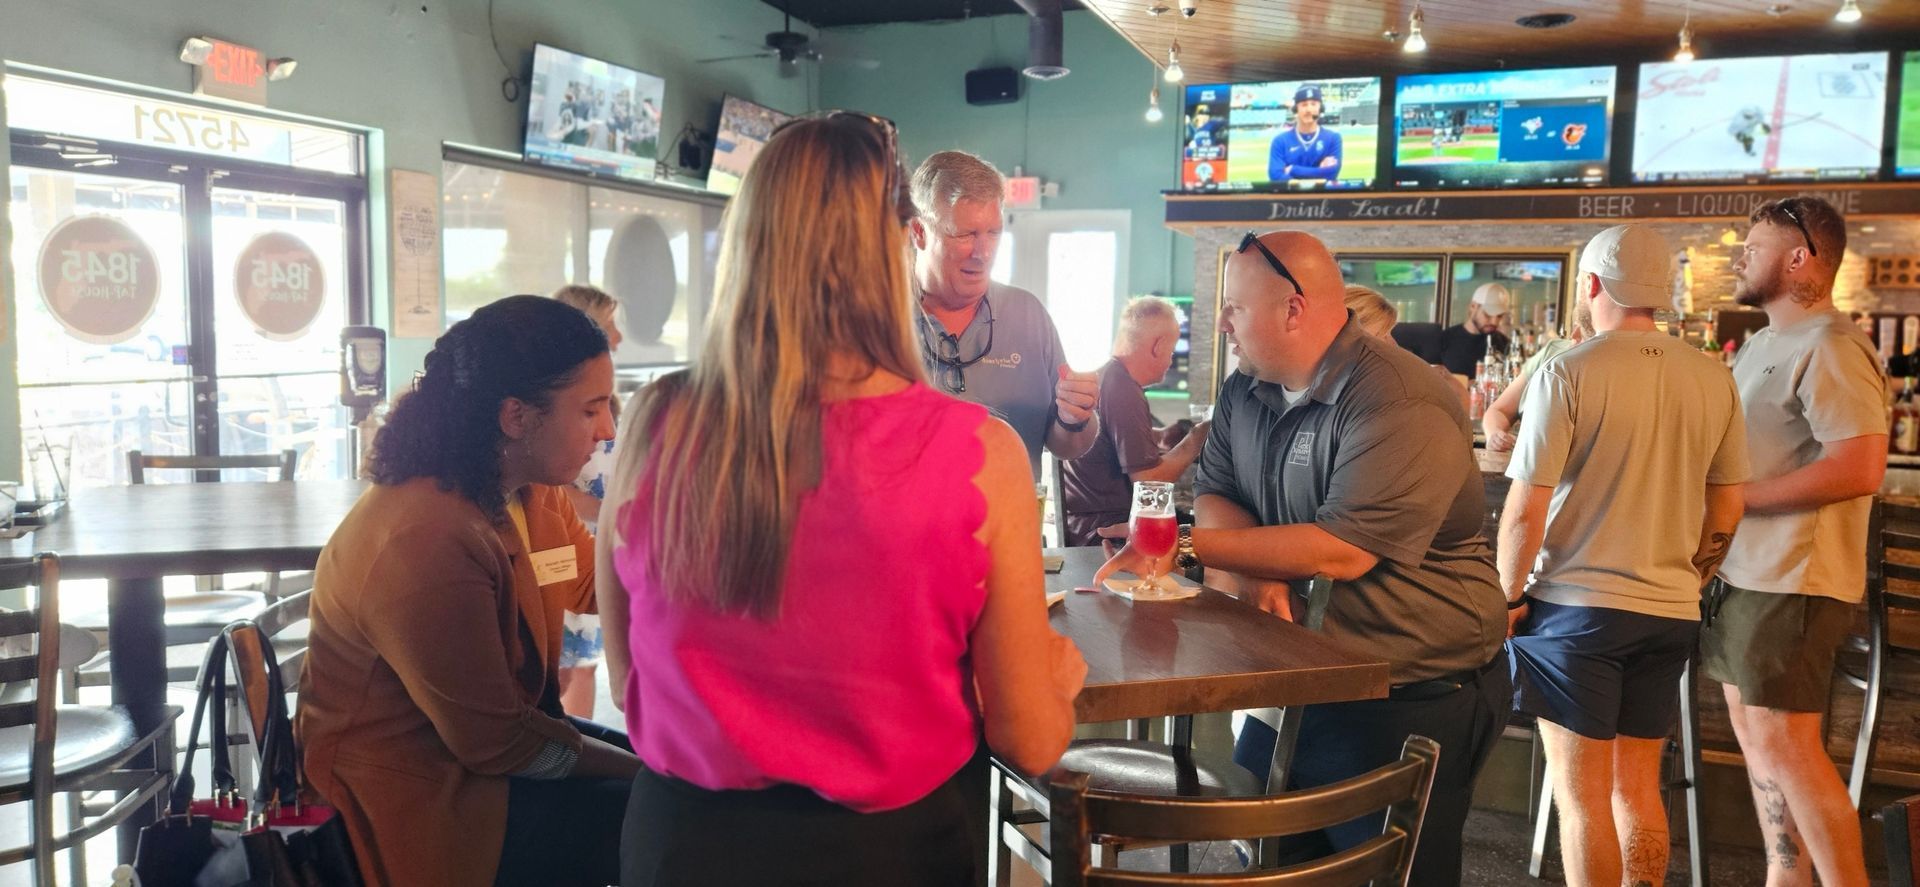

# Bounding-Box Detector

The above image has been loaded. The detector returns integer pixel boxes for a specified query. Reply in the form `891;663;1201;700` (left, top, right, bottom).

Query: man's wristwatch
1174;524;1200;570
1506;596;1529;611
1057;414;1090;433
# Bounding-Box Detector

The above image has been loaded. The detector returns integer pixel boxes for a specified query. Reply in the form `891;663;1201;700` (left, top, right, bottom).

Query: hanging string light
1404;3;1428;53
1835;0;1863;24
1146;83;1164;123
1674;3;1696;63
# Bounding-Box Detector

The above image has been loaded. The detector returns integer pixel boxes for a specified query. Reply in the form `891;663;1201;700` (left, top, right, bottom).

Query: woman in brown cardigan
296;295;639;886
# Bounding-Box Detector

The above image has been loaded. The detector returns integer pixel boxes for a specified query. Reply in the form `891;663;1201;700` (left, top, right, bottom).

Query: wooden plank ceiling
1080;0;1920;84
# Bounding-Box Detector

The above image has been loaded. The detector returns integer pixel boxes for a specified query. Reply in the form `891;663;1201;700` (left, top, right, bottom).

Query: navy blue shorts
1507;599;1699;741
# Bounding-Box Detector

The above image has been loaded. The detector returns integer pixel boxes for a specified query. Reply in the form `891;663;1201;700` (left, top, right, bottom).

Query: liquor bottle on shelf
1702;323;1720;364
1469;360;1487;422
1894;378;1920;456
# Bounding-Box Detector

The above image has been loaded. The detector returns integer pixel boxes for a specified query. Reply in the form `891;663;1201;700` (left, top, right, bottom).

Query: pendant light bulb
1674;21;1695;62
1145;85;1164;123
1404;6;1428;53
1835;0;1862;24
1163;41;1184;83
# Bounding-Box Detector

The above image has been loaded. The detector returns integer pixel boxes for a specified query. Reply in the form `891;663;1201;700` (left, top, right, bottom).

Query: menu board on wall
391;169;443;339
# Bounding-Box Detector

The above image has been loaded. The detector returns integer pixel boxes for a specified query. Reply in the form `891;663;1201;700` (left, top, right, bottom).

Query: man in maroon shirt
1060;297;1209;546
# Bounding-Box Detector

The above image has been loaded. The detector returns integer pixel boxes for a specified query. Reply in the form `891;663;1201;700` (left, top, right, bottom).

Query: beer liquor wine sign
36;215;161;344
234;232;326;341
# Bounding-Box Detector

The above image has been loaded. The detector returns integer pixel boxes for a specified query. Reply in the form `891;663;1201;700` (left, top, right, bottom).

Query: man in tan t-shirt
1706;197;1884;887
1500;224;1748;887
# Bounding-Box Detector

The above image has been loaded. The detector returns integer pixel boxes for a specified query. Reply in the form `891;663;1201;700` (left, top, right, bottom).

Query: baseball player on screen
1268;85;1345;185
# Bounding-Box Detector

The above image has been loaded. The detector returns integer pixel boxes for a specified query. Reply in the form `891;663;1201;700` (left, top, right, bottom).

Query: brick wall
1185;217;1920;402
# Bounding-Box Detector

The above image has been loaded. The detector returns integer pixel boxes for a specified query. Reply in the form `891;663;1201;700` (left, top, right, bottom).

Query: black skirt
620;764;975;886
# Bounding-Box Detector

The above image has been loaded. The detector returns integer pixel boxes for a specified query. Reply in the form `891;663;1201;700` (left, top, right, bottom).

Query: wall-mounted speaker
965;67;1020;106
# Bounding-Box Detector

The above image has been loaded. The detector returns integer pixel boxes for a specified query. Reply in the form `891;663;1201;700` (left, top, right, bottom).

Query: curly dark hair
371;295;608;520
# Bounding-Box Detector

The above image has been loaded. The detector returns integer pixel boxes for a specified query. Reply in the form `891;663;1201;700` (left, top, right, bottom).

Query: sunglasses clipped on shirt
770;110;915;226
922;296;995;395
1237;231;1306;296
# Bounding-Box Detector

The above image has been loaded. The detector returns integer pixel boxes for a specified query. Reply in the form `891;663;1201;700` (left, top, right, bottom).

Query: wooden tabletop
1044;547;1390;723
1;479;368;579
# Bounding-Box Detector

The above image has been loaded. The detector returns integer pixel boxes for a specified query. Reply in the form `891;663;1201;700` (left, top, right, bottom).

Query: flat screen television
1633;51;1888;184
1393;65;1615;189
523;44;665;182
1180;77;1382;192
707;95;793;195
1898;51;1920;178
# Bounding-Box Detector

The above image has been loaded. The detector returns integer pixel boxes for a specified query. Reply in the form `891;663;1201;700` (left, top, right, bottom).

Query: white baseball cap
1470;283;1511;317
1578;224;1673;309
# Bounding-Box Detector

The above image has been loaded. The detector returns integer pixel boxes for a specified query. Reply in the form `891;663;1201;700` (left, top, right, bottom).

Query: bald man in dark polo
1097;231;1509;886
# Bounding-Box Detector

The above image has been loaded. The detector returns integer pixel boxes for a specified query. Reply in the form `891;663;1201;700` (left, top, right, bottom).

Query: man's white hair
911;150;1005;223
1115;296;1179;349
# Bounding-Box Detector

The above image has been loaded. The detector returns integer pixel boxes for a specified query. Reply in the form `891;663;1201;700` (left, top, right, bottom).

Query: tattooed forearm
1624;828;1667;886
1692;531;1733;587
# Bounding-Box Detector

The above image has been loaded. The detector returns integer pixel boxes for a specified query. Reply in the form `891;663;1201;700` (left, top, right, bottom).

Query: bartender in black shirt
1437;282;1513;378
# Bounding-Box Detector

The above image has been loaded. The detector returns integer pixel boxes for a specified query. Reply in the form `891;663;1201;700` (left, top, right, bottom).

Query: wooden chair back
127;449;297;484
1049;735;1440;886
0;554;62;874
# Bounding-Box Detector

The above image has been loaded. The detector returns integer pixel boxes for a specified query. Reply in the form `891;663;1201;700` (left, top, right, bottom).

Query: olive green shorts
1700;578;1858;713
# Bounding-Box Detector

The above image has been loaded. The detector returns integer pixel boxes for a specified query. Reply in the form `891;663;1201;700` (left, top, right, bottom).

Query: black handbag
136;622;363;887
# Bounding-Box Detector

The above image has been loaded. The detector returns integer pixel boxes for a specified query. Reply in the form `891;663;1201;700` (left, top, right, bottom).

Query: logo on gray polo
979;353;1022;368
1287;431;1314;466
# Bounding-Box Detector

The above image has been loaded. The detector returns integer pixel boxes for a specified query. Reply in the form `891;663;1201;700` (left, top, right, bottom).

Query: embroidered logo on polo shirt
1640;346;1663;357
1287;431;1314;466
979;353;1022;368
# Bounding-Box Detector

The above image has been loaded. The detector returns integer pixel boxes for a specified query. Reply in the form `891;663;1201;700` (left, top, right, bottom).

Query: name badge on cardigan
529;546;579;585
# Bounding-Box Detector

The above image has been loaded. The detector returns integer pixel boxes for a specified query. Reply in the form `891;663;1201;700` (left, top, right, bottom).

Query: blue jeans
1232;651;1510;887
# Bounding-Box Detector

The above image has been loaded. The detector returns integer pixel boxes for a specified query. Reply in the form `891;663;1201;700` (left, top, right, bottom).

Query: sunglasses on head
772;110;913;225
1237;231;1305;297
1775;204;1818;258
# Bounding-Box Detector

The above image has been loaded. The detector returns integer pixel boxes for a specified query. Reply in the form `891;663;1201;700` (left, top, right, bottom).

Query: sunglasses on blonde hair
772;110;913;225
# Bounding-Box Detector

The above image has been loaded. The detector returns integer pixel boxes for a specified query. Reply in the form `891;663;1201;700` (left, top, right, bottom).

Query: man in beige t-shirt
1706;197;1884;887
1500;224;1748;887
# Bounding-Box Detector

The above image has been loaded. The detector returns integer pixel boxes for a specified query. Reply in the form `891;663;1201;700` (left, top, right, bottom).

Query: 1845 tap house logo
36;215;161;344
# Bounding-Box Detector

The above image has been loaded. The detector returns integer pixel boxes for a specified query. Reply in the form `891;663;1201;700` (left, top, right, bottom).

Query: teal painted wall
818;11;1192;302
0;0;809;477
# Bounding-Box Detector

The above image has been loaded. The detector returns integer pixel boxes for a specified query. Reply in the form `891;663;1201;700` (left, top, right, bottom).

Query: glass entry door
9;129;366;489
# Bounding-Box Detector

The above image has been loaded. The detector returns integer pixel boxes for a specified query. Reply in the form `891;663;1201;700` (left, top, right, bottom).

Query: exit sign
1004;175;1043;210
192;38;268;105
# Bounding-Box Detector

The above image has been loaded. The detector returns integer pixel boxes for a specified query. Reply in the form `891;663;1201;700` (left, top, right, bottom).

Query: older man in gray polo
909;150;1099;473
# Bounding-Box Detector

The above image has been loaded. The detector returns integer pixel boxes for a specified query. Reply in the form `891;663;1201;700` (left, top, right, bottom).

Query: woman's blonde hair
1343;284;1398;339
621;116;921;618
551;284;622;423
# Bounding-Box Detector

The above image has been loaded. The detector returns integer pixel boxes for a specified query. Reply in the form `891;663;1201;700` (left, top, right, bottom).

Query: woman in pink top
597;114;1086;886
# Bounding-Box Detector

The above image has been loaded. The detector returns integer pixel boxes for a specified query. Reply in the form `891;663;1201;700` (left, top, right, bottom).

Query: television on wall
1897;51;1920;178
523;44;665;182
1633;51;1888;184
1393;65;1616;189
1180;77;1382;192
707;95;793;195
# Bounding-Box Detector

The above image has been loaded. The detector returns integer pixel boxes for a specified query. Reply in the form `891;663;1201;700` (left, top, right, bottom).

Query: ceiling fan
697;1;878;77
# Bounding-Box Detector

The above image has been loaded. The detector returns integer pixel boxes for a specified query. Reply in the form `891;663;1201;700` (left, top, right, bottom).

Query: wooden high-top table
1043;546;1389;721
966;547;1391;885
2;479;368;858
